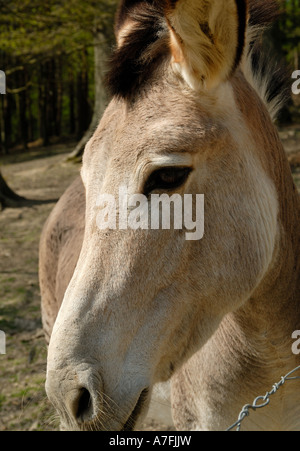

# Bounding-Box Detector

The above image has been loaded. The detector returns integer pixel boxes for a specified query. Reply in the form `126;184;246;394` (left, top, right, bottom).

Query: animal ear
164;0;248;91
115;0;156;46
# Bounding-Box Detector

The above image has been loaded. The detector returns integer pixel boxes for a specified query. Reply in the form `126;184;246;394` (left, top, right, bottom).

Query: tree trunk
39;63;50;147
76;62;90;139
18;68;28;151
55;56;63;138
69;73;76;135
2;90;12;152
0;170;27;210
67;31;109;161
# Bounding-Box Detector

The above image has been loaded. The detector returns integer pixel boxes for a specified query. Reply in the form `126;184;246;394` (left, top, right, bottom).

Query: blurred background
0;0;299;431
0;0;299;160
0;0;117;162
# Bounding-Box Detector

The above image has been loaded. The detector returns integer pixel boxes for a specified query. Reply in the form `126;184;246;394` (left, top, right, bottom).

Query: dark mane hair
246;0;291;120
248;0;279;27
107;1;169;99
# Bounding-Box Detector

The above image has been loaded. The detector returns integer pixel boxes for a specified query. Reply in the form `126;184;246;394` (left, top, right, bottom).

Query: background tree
0;170;27;209
271;0;300;68
0;0;299;170
0;0;117;156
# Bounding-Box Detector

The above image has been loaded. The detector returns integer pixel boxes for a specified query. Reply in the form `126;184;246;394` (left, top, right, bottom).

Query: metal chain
226;366;300;431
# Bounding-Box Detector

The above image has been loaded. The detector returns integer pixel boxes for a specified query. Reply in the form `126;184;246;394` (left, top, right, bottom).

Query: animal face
45;0;280;431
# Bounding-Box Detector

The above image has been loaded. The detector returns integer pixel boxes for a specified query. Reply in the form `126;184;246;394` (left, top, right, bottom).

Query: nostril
75;388;93;423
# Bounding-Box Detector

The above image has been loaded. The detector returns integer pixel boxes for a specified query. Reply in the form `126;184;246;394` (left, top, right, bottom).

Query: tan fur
167;0;244;90
39;177;85;344
41;0;300;431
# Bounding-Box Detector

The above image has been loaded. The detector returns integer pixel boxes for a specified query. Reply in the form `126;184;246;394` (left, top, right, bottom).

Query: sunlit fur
40;0;300;431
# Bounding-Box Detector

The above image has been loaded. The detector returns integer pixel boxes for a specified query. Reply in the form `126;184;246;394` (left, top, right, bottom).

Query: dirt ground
0;128;299;431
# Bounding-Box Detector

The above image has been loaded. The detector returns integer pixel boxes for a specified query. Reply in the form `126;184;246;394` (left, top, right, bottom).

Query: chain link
226;366;300;431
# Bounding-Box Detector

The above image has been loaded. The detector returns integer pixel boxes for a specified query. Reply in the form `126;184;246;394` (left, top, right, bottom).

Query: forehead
82;79;232;195
97;83;221;155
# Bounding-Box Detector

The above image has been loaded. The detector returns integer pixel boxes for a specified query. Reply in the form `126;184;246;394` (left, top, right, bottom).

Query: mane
107;2;169;98
243;0;291;121
106;0;290;121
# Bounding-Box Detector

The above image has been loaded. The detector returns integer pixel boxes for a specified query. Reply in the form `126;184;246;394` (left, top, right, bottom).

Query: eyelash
143;167;192;196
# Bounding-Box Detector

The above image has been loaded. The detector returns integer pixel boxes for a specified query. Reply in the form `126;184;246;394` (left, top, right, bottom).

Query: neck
171;73;300;431
216;73;300;385
232;70;300;330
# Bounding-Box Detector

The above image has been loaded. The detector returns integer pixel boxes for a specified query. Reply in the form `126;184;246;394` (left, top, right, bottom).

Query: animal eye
143;167;192;196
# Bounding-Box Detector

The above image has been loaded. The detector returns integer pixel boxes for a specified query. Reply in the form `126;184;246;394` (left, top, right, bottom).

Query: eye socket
143;167;192;196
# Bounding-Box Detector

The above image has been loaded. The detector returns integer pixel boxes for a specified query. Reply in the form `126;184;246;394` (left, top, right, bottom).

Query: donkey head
46;0;279;430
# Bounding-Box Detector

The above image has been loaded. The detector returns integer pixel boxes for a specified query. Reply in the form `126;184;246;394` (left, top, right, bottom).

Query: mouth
121;388;149;431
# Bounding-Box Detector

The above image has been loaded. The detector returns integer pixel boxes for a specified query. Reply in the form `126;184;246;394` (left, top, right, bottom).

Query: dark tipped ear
164;0;248;91
108;1;168;98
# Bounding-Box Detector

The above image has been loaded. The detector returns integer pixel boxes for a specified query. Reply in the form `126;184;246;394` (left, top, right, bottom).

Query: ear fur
164;0;248;91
